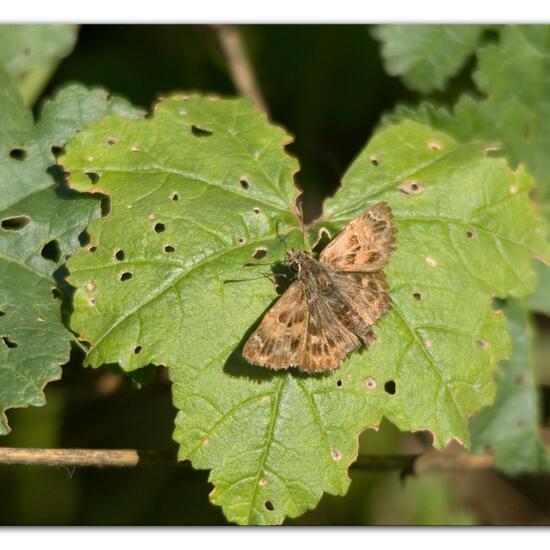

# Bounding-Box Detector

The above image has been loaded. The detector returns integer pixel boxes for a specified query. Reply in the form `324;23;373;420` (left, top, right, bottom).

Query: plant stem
0;446;522;473
214;25;268;114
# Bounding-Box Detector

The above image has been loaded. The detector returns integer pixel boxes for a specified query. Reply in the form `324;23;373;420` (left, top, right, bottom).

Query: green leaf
470;300;550;473
0;70;143;434
0;24;78;105
372;25;484;94
318;119;546;445
62;98;547;524
385;26;550;202
382;25;550;475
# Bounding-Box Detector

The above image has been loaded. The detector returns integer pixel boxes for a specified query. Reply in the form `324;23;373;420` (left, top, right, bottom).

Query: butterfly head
286;249;313;274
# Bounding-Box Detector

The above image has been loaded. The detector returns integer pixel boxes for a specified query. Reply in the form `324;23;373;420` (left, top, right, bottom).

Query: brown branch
213;25;268;114
0;447;505;472
0;448;176;468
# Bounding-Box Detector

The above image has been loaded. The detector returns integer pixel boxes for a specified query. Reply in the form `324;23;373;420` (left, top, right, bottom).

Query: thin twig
0;448;175;468
213;25;268;114
0;447;509;473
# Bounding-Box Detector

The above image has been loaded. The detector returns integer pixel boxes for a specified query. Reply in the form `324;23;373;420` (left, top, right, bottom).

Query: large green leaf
318;120;548;446
470;300;550;473
62;96;547;524
0;24;78;105
0;70;142;434
372;25;484;94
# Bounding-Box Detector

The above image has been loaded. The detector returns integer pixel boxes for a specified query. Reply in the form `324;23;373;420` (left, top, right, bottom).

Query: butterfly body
243;202;396;373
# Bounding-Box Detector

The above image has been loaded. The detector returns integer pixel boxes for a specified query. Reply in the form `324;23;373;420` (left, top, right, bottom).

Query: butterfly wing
243;281;309;370
329;270;390;343
242;280;360;372
299;288;360;373
320;202;396;272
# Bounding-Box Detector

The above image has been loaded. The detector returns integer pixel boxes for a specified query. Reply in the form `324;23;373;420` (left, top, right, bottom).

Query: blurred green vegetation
1;24;549;526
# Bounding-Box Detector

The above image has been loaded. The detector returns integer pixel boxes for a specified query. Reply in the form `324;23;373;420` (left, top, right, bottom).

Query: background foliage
0;24;550;526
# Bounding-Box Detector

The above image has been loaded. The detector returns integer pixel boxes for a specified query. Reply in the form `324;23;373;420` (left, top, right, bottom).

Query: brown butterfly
242;202;396;373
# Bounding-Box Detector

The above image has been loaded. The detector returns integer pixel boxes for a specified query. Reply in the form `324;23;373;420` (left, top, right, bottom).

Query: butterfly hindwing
299;286;360;372
329;270;390;337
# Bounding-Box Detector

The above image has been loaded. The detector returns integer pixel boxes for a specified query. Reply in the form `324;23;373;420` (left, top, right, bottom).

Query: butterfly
242;202;396;373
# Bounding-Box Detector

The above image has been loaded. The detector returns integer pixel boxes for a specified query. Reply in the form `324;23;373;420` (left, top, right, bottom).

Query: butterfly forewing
320;202;395;272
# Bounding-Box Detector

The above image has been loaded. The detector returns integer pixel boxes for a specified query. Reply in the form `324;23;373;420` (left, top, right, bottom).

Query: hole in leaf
428;141;442;151
336;379;343;388
253;247;267;260
384;380;396;395
466;230;475;239
115;249;125;261
191;125;213;137
240;178;251;190
370;155;380;166
107;136;118;145
2;336;17;348
164;245;176;253
171;192;180;201
100;197;111;217
154;223;166;233
51;145;64;157
51;288;62;300
238;237;246;245
9;148;26;161
253;207;261;214
78;230;91;246
41;240;61;263
1;216;31;231
134;345;143;354
85;171;100;185
0;310;5;316
398;180;425;195
264;501;275;512
312;228;331;254
89;245;97;253
120;272;133;282
412;292;422;301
